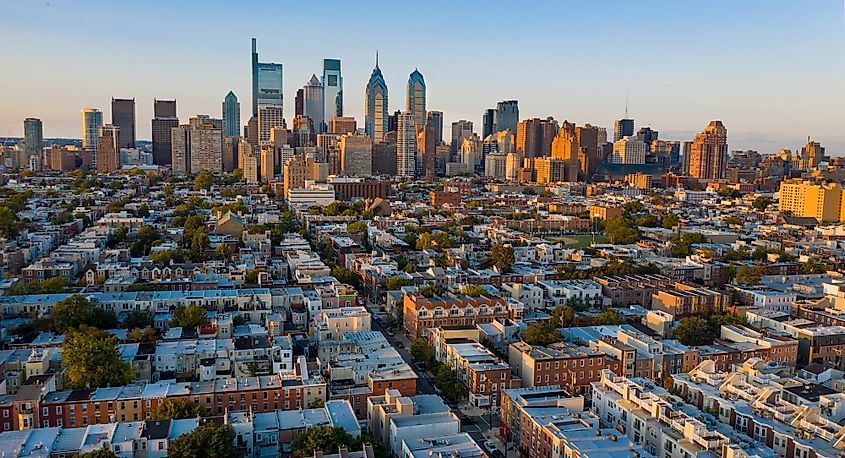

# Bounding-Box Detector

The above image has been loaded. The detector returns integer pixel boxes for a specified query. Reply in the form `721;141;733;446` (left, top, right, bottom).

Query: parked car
482;440;498;454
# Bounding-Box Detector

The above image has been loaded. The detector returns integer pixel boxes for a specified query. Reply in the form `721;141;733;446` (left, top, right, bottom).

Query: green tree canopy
434;364;468;401
291;426;355;458
522;323;563;346
80;450;118;458
604;216;641;244
490;243;515;273
551;305;575;328
385;276;414;291
347;221;368;234
169;422;237;458
591;309;623;325
673;317;718;346
61;325;135;389
53;294;116;333
194;171;214;191
752;196;772;210
170;305;210;329
149;398;209;420
331;266;361;287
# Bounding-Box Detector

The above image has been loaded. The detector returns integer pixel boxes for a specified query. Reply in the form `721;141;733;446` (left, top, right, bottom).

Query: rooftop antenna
375;50;379;69
625;94;629;119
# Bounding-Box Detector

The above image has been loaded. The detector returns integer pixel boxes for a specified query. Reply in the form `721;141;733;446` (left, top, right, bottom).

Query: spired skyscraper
365;53;388;141
251;38;284;118
322;59;343;120
222;91;240;137
151;99;178;166
406;69;426;132
111;98;136;149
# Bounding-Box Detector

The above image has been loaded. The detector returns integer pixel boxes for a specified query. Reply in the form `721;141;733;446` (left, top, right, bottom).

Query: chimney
339;445;349;458
315;449;323;458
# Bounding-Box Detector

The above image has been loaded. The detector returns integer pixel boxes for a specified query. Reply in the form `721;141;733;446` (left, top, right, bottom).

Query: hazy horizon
2;0;844;154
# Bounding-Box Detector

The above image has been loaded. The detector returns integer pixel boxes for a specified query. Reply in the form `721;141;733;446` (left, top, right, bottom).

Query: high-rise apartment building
23;117;43;158
322;59;343;120
258;105;285;144
329;116;357;135
340;134;373;177
611;136;647;164
688;120;728;179
406;70;426;132
417;120;437;179
81;108;103;169
171;115;223;174
426;111;443;145
549;127;581;181
636;126;658;151
800;138;825;170
222;136;242;172
303;75;325;134
779;179;845;223
251;38;283;117
613;118;634;142
451;120;473;153
222;91;240;137
575;124;601;177
365;55;388;141
482;109;495;139
494;100;519;134
516;117;558;158
396;111;416;178
111;98;136;148
151;99;178;166
96;124;120;173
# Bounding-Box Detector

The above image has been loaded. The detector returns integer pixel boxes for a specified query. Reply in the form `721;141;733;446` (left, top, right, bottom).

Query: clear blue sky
2;0;844;153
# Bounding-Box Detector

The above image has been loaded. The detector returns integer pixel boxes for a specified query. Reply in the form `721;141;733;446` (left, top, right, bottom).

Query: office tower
651;140;680;169
317;133;341;174
484;153;508;178
292;115;314;147
637;126;658;151
49;145;76;172
688;120;728;179
222;92;240;137
242;148;260;184
81;108;103;169
365;54;388;141
330;116;357;135
611;136;647;164
426;111;443;144
171;115;223;174
460;134;482;174
251;38;284;117
258;105;285;144
575;124;601;177
516;117;558;158
222;136;241;172
303;75;326;134
259;144;275;183
406;70;426;132
372;141;397;176
613;118;634;142
23;117;43;158
245;116;259;146
451;120;473;153
800;138;825;170
340;134;373;177
550;127;581;181
323;58;343;120
417;119;437;179
779;179;845;222
294;88;304;117
387;111;400;133
396;111;416;178
482;109;495;139
534;158;568;184
111;98;135;148
494;100;519;134
96;124;121;173
151;99;178;166
681;141;692;175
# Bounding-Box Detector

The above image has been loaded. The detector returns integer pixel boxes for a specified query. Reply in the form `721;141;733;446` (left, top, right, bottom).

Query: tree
52;294;116;333
724;216;743;226
591;309;623;325
61;325;135;389
802;258;830;274
331;266;361;287
80;450;118;458
169;422;237;458
410;339;435;369
308;398;326;408
138;203;150;217
244;268;266;285
126;326;158;344
490;243;515;273
673;317;717;346
551;305;575;328
604;217;641;244
122;310;154;329
171;305;209;328
385;276;413;291
434;364;467;401
417;283;444;298
194;171;214;191
131;225;161;257
188;227;210;262
521;323;563;346
0;205;24;238
149;398;208;420
109;226;129;247
670;232;707;258
347;221;368;234
752;196;772;210
735;265;764;286
461;285;487;297
622;201;644;215
661;213;680;229
291;426;356;458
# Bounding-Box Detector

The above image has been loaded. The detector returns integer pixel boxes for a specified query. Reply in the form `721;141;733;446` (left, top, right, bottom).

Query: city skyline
2;0;844;153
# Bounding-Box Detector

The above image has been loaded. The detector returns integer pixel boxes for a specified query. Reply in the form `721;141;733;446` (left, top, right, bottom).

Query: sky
2;0;844;154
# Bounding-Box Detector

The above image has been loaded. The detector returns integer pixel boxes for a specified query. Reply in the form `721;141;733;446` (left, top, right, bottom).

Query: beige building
96;124;120;173
688;120;727;179
340;134;372;177
611;136;646;164
778;179;845;222
330;116;357;135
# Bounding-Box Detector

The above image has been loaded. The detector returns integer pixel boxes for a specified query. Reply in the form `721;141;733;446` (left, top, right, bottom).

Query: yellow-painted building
778;179;845;222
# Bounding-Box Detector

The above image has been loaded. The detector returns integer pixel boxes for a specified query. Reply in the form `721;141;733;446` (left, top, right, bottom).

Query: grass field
552;234;608;248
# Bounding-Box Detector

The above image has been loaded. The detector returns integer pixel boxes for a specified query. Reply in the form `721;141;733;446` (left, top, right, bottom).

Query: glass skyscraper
365;54;388;141
406;69;426;132
251;38;283;117
81;108;103;155
322;59;343;121
222;91;240;137
111;98;136;149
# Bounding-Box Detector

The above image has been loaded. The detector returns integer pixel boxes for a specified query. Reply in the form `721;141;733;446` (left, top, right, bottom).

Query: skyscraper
251;38;283;117
171;115;224;175
575;124;601;178
418;118;437;179
23;118;43;158
516;117;558;158
426;111;443;145
152;99;178;166
800;138;825;170
688;120;728;179
222;92;240;137
96;124;121;173
258;105;285;145
613;118;634;142
303;75;325;134
396;111;416;178
330;117;357;135
365;53;388;141
406;70;426;132
550;127;581;181
81;108;103;169
611;136;647;164
111;98;136;148
494;100;519;134
482;109;495;138
340;133;373;177
636;126;658;151
322;59;343;120
451;120;473;153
